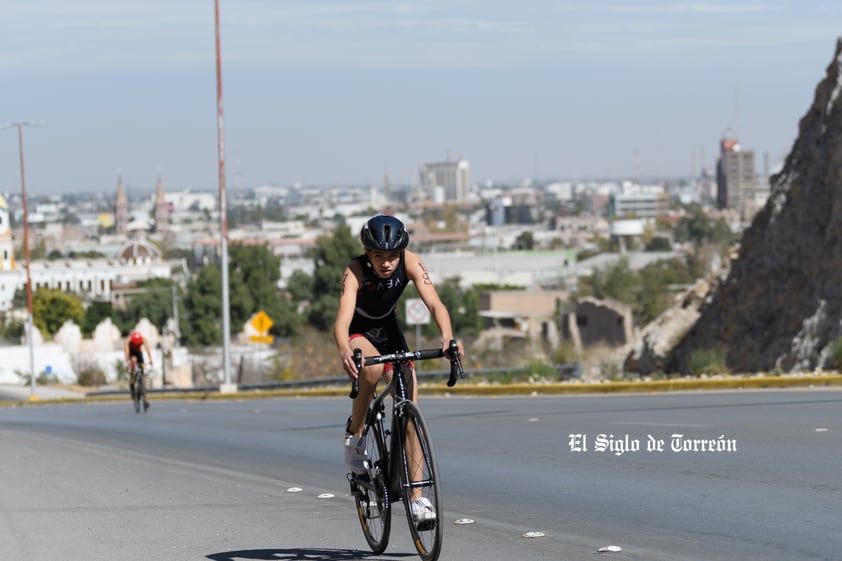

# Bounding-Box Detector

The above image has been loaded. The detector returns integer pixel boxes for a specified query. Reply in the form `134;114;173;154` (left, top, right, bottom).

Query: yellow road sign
250;310;273;334
249;334;274;344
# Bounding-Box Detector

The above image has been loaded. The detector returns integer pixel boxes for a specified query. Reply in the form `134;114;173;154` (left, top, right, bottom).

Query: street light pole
1;120;46;400
214;0;234;393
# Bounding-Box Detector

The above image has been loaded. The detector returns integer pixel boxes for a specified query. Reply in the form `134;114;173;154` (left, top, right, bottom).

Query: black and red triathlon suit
349;254;410;371
128;340;145;366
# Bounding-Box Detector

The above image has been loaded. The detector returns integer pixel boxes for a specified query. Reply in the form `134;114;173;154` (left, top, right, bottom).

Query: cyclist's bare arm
404;251;465;360
142;341;153;369
334;260;364;379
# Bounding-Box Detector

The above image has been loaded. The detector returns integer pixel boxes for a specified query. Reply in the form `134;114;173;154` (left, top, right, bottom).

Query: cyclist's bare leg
128;356;138;390
405;367;425;502
347;337;384;436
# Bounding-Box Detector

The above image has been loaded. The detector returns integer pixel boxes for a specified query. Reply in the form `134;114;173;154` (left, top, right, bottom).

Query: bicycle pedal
415;519;436;532
347;474;362;497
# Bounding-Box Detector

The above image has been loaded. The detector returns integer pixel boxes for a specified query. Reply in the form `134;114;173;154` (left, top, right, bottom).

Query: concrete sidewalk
0;384;86;402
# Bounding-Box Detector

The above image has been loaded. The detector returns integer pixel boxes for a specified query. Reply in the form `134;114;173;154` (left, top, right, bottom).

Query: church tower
153;172;169;234
114;175;129;236
0;195;15;271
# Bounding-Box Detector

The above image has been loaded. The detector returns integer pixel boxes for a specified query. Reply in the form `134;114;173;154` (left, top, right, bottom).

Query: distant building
153;173;169;234
716;131;756;212
565;296;633;349
608;192;668;219
0;218;184;311
486;188;542;225
419;159;470;203
114;176;129;236
0;195;16;272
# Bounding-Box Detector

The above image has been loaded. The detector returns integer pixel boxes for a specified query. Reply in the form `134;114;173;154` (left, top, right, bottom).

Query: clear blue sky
1;1;840;195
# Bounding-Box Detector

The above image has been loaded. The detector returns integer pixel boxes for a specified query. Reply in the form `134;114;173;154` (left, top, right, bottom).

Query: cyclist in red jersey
124;330;153;411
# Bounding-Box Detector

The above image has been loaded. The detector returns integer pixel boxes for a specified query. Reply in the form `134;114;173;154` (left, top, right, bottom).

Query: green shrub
689;347;729;376
830;337;842;370
552;341;578;365
72;356;107;387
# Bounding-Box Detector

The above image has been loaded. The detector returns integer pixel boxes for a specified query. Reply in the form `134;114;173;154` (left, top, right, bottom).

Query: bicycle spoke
352;420;391;553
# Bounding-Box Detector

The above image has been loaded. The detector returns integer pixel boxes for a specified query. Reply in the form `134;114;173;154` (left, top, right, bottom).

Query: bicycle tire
398;401;443;561
135;369;145;414
137;368;146;413
132;367;141;413
354;419;391;553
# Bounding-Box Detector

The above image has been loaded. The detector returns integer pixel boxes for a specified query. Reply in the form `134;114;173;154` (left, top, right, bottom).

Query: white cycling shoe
411;497;436;530
344;434;369;475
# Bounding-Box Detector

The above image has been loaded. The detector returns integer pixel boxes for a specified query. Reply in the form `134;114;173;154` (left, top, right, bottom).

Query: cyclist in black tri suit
334;214;465;527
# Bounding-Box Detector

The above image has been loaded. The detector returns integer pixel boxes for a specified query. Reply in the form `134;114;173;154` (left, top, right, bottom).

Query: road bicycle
347;340;463;561
129;363;149;414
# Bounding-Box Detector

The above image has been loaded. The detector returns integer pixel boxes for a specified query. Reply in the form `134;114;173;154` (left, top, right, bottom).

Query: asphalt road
0;389;840;561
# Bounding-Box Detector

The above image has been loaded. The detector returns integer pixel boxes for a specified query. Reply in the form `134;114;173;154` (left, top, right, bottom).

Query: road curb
2;374;840;406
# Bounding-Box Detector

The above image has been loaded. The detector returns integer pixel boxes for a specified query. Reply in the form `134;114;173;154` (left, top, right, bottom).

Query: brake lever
349;348;362;399
446;339;464;387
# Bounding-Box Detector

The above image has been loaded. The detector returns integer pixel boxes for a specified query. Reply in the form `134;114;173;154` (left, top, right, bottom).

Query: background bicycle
130;364;150;413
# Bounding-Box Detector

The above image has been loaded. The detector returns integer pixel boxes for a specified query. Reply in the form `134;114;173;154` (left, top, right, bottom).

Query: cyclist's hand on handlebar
442;339;464;361
340;349;359;379
444;339;465;387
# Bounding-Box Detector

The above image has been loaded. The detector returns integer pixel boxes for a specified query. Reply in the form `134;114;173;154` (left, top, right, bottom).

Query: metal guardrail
85;363;582;397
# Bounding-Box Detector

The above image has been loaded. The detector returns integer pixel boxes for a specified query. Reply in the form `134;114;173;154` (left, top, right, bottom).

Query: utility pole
214;0;235;393
0;120;47;401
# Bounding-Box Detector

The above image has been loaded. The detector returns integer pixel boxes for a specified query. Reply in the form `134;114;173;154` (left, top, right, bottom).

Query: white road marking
522;531;546;538
613;421;709;428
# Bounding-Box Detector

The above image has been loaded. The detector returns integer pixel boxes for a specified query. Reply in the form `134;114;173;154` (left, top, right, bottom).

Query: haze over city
2;1;840;195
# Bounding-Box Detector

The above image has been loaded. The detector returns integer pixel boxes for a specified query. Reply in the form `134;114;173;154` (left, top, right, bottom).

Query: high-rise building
716;131;755;211
419;159;470;203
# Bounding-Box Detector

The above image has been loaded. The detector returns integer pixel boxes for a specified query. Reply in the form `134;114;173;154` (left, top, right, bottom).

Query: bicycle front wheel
354;419;391;553
137;373;146;413
132;369;142;413
399;401;443;561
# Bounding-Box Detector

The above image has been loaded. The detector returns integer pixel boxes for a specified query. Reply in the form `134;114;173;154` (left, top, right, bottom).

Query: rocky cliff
630;37;842;375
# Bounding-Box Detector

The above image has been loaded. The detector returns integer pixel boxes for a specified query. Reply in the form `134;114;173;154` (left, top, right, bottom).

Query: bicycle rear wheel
353;419;391;553
399;401;443;561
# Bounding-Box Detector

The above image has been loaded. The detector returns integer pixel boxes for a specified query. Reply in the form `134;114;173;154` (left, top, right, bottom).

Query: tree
228;244;301;337
182;243;301;345
81;301;113;336
184;265;223;345
674;204;736;247
307;224;360;331
512;231;535;250
32;288;84;336
578;256;700;326
115;278;186;335
286;269;314;304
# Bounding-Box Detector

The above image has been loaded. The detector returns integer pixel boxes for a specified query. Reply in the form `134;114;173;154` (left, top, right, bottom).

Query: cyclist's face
367;249;401;278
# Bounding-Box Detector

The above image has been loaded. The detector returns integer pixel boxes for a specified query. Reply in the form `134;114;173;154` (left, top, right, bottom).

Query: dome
116;239;162;262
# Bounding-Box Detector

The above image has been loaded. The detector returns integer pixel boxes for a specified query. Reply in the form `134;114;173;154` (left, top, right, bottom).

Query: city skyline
1;1;841;195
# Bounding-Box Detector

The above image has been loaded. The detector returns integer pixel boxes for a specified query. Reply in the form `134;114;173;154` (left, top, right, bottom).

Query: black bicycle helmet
360;215;409;250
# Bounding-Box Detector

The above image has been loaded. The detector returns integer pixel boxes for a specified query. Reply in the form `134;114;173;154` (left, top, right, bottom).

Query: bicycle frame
348;341;462;561
367;359;414;501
